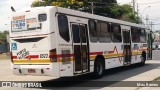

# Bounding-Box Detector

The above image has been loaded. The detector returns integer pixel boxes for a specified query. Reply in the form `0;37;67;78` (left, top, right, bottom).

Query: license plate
28;69;36;73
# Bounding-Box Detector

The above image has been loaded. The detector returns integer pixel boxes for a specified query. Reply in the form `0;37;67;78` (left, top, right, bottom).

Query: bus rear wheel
93;58;105;78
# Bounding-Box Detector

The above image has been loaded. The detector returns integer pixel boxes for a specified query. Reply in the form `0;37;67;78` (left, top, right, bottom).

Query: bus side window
88;20;97;42
72;24;80;43
97;21;111;43
111;24;122;42
131;27;140;43
140;29;146;43
57;14;70;42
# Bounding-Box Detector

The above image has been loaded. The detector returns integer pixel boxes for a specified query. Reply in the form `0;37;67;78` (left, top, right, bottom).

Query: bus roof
12;6;149;30
55;6;149;29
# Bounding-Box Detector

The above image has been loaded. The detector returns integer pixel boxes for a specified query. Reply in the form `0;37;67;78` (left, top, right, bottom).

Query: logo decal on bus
40;54;48;58
26;18;37;23
17;48;29;59
12;15;26;31
12;43;17;50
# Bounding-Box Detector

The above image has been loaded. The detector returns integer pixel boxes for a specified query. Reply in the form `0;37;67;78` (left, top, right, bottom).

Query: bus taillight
10;52;13;63
49;49;57;62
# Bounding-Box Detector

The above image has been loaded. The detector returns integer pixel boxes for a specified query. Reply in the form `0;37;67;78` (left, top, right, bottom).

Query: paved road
152;50;160;60
0;50;160;90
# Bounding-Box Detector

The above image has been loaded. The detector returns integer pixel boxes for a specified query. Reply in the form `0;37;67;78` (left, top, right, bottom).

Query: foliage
121;13;141;23
0;31;9;44
32;0;84;9
31;0;50;7
118;4;141;23
31;0;140;24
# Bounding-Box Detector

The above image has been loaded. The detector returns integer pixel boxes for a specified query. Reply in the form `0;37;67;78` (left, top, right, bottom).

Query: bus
10;6;153;78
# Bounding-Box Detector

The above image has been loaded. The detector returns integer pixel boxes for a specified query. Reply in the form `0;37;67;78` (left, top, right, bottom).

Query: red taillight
10;52;13;63
49;49;57;62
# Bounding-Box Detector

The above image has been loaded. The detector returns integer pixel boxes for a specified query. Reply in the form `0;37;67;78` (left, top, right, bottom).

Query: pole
152;22;154;31
132;0;135;14
91;2;94;14
150;21;153;31
146;15;149;26
141;6;151;24
137;3;139;17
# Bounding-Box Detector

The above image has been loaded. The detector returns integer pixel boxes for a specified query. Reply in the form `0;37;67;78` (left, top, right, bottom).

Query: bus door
71;23;89;74
122;29;131;65
147;31;152;59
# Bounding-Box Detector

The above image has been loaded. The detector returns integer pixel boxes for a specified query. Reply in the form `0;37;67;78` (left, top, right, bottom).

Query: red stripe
58;52;103;57
25;55;39;58
108;51;114;54
12;56;17;59
12;51;103;59
12;55;39;59
57;52;103;57
90;52;103;55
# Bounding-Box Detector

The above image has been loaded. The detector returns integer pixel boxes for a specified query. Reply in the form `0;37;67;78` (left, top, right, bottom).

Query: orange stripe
13;59;51;63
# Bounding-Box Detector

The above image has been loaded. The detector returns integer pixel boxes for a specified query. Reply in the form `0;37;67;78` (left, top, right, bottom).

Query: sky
0;0;160;31
0;0;34;31
117;0;160;31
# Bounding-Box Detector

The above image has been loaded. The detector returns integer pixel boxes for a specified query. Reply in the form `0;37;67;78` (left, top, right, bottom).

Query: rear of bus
10;6;59;77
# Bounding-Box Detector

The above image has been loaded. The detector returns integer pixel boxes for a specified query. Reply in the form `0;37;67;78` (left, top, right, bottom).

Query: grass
154;76;160;81
0;54;10;60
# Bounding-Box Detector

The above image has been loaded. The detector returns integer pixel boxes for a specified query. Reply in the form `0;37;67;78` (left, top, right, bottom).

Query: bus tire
93;58;105;78
140;52;146;66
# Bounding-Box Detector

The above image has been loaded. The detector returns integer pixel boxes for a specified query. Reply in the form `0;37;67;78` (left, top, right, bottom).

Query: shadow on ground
35;61;160;90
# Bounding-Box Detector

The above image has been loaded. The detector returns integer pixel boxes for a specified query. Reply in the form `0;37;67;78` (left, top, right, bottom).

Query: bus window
97;21;111;43
140;29;146;43
111;24;122;42
131;27;140;43
88;20;97;42
38;13;47;22
58;14;70;42
72;24;80;43
79;25;87;43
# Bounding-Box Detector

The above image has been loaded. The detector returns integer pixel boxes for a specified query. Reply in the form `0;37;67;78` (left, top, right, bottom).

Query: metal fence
0;43;9;53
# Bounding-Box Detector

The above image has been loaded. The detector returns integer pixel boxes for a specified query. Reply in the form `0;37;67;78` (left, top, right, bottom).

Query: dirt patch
0;54;10;60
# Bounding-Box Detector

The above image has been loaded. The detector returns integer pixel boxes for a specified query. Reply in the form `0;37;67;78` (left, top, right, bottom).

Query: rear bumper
11;63;60;77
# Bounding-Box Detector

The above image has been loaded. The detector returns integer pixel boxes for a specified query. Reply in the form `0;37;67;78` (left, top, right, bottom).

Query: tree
32;0;84;9
31;0;141;23
121;13;141;23
31;0;50;7
0;31;9;44
115;4;141;23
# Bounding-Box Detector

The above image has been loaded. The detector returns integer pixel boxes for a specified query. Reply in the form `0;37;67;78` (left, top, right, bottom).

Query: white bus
10;6;153;78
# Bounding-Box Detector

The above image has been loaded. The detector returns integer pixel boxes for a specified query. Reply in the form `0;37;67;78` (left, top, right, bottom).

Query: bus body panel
10;7;60;77
10;6;152;78
11;63;59;77
10;7;53;38
58;15;90;76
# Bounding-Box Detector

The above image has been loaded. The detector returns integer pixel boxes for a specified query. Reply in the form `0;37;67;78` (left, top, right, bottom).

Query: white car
153;44;160;50
158;44;160;50
152;44;156;50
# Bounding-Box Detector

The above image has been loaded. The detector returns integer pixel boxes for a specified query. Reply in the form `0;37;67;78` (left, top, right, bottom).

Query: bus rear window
13;37;44;43
38;13;47;22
